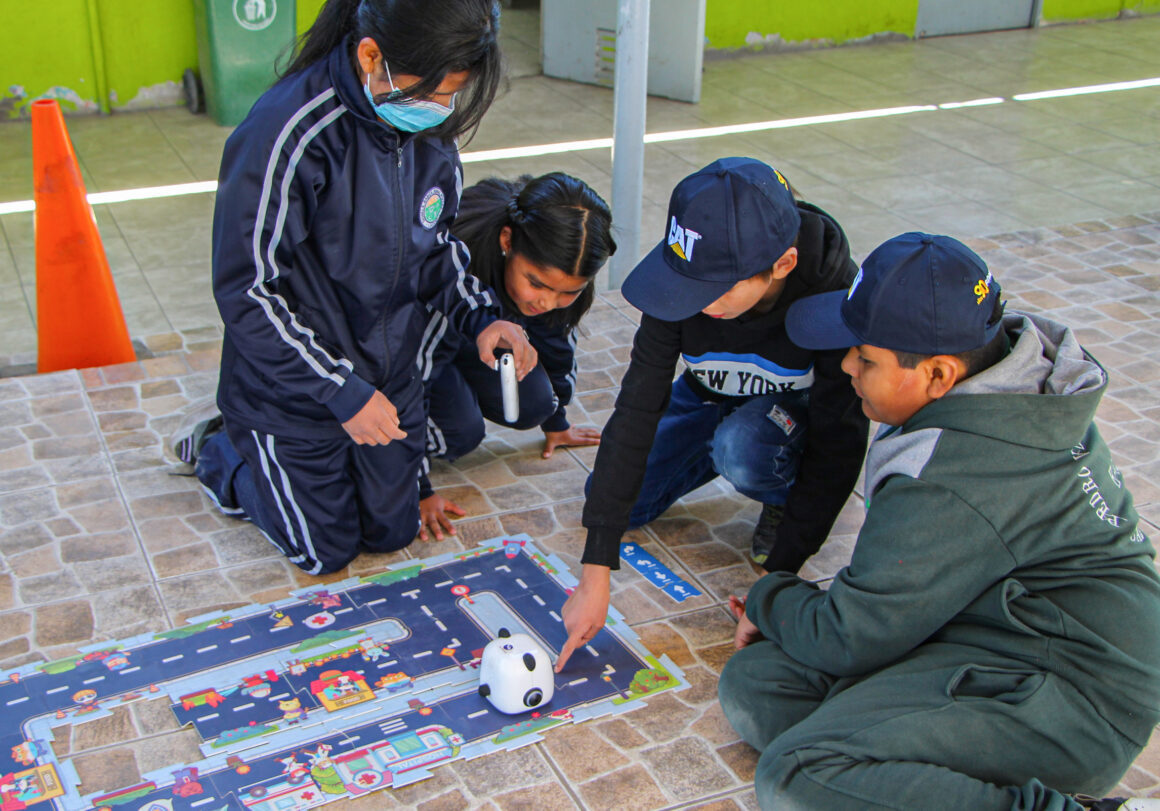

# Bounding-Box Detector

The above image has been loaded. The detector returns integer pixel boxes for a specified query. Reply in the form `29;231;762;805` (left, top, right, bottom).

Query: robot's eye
502;644;513;651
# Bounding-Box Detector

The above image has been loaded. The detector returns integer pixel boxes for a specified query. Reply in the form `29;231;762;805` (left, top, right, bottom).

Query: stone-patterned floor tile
156;569;254;625
490;781;579;810
542;724;631;784
66;746;142;797
684;797;751;811
578;763;669;811
641;737;740;802
453;745;560;803
7;16;1160;807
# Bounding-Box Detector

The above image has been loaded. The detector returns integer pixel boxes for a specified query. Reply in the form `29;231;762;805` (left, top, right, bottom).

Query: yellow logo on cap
974;273;992;305
774;169;790;191
668;216;702;262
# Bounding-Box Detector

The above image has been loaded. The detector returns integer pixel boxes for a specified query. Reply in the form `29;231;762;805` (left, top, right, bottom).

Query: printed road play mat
0;536;687;811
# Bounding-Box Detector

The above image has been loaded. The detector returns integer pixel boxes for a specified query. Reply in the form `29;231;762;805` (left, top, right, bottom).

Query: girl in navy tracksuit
183;0;535;574
416;173;616;539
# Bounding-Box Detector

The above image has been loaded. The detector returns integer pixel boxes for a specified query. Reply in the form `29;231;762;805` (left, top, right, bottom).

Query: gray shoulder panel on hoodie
864;426;943;503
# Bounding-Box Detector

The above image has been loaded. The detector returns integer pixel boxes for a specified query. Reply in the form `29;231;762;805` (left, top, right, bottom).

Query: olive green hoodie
747;312;1160;746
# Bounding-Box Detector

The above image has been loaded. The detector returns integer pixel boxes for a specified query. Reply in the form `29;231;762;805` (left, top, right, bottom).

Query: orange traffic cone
32;99;135;373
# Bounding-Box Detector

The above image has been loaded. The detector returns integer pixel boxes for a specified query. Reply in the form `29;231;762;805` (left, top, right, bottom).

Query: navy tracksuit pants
424;348;558;461
194;383;426;575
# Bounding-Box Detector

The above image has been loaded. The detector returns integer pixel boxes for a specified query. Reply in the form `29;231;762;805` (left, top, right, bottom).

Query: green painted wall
1042;0;1122;20
2;0;318;118
1040;0;1160;21
2;0;103;116
297;0;326;34
705;0;1159;49
99;0;200;110
705;0;920;50
4;0;1157;118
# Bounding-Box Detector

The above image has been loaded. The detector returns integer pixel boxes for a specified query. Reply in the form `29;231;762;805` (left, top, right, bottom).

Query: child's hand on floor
418;493;467;541
542;425;601;458
729;595;763;649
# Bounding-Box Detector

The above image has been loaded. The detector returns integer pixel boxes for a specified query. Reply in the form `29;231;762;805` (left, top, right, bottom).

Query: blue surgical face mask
364;61;456;133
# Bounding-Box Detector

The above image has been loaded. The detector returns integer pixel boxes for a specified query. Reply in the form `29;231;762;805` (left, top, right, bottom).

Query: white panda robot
477;628;555;715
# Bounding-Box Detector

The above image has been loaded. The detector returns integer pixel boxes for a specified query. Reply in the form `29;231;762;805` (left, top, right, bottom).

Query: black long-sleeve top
582;203;870;570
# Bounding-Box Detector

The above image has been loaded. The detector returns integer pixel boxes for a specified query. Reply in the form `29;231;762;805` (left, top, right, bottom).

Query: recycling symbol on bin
233;0;277;31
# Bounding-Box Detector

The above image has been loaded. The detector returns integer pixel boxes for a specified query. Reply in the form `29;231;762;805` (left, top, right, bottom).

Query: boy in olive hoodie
720;232;1160;811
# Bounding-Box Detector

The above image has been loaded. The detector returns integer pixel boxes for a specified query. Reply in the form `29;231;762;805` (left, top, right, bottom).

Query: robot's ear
523;653;536;672
498;627;511;638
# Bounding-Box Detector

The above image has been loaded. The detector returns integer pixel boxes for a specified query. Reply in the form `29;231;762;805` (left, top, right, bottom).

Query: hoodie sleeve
766;346;870;571
746;476;1014;676
212;106;375;425
529;322;578;433
581;315;683;569
415;158;500;342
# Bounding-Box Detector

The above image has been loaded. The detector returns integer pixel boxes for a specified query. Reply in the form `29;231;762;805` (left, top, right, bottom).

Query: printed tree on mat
627;666;673;698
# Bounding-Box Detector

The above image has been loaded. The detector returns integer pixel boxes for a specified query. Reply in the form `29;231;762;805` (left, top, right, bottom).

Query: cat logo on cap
668;216;702;262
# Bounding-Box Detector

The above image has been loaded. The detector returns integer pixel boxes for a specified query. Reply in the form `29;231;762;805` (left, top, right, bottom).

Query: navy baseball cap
786;232;1002;354
621;157;801;321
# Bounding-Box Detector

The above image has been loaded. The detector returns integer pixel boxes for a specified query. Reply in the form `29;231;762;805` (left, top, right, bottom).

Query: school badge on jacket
420;187;445;229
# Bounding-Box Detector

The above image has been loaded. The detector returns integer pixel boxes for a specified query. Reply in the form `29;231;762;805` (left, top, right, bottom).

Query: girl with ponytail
181;0;535;575
418;172;616;541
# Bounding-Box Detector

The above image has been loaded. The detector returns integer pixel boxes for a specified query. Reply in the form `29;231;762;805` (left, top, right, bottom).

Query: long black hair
283;0;502;141
453;173;616;331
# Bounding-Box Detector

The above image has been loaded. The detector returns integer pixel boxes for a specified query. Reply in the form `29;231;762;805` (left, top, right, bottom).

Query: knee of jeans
711;422;798;495
709;429;767;494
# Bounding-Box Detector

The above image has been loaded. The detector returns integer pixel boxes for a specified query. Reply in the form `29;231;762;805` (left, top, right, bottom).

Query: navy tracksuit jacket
203;39;500;572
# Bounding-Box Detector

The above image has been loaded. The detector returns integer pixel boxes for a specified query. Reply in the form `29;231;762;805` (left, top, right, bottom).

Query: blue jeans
616;375;809;528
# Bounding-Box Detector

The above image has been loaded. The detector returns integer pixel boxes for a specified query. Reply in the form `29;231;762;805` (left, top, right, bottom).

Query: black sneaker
750;503;785;567
173;415;223;465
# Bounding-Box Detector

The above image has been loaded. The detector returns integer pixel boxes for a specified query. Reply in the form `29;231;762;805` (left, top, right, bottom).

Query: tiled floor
1;9;1160;809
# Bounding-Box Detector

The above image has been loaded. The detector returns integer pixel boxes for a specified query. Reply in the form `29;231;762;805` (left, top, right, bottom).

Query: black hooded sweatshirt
582;202;870;571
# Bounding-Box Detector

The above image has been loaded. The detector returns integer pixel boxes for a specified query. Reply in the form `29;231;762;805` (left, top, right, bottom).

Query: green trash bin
193;0;298;126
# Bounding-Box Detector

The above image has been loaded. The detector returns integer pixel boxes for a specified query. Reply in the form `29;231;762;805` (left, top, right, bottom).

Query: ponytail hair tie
507;196;528;226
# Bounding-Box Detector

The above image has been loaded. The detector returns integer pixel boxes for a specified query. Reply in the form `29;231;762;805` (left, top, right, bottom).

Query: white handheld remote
499;354;519;423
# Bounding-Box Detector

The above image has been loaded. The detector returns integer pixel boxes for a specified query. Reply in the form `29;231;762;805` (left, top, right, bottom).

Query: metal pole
608;0;650;290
